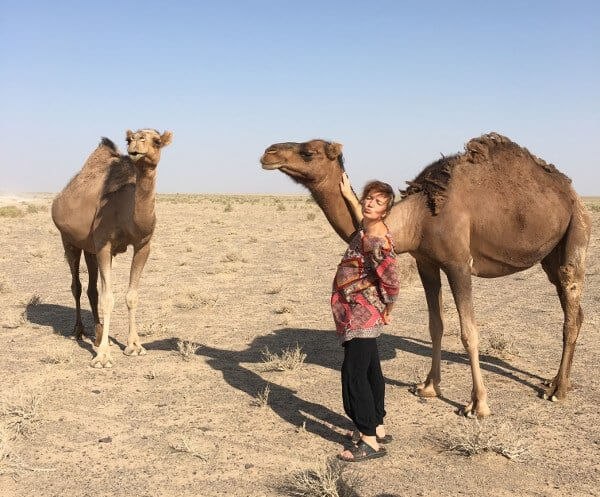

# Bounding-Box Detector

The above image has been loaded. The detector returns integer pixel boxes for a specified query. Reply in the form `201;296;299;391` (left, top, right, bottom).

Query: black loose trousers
341;337;386;436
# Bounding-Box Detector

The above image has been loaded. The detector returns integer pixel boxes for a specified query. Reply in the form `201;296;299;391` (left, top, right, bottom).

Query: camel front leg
446;264;490;418
413;259;444;398
123;243;150;357
83;251;103;344
91;245;114;368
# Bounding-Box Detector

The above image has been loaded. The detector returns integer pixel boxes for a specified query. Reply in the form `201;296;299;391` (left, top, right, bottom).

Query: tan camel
52;129;173;368
260;134;591;417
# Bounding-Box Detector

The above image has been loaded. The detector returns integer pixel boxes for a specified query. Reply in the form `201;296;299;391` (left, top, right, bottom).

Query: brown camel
260;134;591;417
52;129;173;368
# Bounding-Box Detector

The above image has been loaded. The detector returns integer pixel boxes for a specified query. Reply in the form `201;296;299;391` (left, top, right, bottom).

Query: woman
333;173;400;462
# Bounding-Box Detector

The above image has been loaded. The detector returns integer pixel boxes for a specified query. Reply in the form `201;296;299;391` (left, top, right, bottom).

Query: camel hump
99;137;120;156
465;132;571;182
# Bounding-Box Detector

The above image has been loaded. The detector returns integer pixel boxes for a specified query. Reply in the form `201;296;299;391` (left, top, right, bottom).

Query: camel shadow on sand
147;326;546;442
25;303;125;354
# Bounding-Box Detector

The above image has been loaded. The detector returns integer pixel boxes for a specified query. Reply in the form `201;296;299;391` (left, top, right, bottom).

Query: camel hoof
123;345;146;357
90;352;114;369
542;392;549;400
411;382;441;398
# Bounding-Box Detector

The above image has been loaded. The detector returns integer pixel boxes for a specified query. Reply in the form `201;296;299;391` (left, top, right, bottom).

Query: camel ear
160;131;173;148
126;129;134;142
325;142;343;160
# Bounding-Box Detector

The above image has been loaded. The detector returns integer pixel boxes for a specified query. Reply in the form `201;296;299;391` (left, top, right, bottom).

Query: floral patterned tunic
331;229;400;344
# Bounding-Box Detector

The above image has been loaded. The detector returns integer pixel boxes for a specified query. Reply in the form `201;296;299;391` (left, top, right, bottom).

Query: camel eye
153;138;161;146
300;150;314;160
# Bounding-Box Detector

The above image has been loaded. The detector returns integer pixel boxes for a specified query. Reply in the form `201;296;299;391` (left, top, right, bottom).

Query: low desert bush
1;390;43;436
261;344;306;372
437;419;530;461
306;212;316;221
25;203;47;214
0;206;24;218
281;457;363;497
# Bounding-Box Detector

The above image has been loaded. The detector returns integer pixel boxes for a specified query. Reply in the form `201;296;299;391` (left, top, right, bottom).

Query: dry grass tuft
274;305;292;315
176;340;199;361
144;369;158;380
221;253;238;263
486;332;515;356
40;344;74;365
170;435;207;460
281;457;363;497
437;419;531;461
224;203;233;212
26;293;42;307
261;344;306;372
306;212;316;221
0;277;11;294
0;206;24;218
1;390;43;436
174;292;215;310
29;248;46;259
253;385;271;408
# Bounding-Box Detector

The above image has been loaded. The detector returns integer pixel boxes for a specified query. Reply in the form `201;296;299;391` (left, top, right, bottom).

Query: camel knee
71;280;82;298
100;292;114;313
460;329;479;353
126;290;138;310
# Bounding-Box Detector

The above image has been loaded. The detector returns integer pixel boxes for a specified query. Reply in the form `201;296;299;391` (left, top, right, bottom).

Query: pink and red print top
331;229;400;344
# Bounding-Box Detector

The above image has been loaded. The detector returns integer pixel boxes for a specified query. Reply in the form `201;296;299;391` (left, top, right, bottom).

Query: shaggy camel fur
52;129;173;368
261;133;591;417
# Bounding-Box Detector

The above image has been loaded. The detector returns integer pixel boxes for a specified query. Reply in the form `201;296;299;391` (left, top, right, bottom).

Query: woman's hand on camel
339;173;353;200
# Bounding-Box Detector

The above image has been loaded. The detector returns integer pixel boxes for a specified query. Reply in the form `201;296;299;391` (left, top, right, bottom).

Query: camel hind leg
83;251;103;346
540;208;590;401
62;239;85;340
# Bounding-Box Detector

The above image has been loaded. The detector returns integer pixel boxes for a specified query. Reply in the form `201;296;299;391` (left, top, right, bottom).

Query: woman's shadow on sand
147;326;546;442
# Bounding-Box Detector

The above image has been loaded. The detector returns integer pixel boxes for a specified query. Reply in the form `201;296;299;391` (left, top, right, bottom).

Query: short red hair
361;180;395;214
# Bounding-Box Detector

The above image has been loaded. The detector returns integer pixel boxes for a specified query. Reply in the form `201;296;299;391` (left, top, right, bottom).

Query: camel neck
134;166;156;229
385;194;426;253
310;172;358;243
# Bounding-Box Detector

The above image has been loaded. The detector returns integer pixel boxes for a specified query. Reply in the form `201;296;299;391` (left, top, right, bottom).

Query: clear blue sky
1;1;598;194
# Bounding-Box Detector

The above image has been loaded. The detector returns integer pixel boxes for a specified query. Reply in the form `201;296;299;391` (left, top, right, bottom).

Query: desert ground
0;193;599;497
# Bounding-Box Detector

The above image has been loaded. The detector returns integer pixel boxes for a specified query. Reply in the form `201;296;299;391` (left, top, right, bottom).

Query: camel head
260;140;344;185
126;129;173;167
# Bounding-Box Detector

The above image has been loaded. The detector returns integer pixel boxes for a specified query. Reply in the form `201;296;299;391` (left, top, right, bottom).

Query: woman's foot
338;437;386;462
344;426;393;444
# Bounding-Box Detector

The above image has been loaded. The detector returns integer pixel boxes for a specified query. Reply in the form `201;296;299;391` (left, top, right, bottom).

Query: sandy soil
0;193;599;497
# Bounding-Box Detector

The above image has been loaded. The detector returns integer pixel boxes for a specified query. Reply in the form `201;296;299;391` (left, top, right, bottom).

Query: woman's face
361;191;389;221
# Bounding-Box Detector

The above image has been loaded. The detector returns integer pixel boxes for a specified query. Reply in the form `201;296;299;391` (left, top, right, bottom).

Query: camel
52;129;173;368
260;133;591;417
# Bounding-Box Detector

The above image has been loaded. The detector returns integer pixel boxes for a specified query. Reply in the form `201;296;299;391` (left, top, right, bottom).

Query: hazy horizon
1;1;598;195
